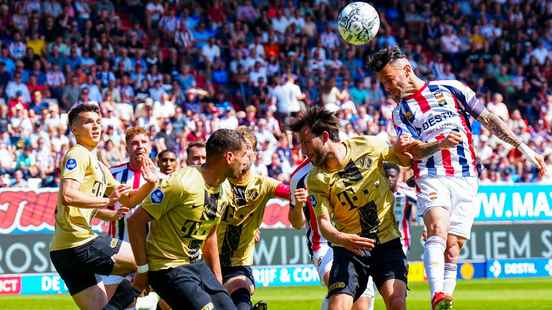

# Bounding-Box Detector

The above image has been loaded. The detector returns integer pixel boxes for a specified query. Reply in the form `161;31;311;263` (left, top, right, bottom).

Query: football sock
424;235;446;297
443;262;458;296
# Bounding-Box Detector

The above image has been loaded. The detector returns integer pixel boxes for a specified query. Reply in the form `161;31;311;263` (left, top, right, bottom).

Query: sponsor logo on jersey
421;111;456;130
65;158;77;170
150;188;164;204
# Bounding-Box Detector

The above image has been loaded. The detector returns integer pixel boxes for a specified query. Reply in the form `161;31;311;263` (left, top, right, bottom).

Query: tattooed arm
477;108;547;176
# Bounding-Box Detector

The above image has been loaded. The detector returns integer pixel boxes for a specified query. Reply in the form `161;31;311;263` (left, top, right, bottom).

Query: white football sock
443;262;458;296
423;235;446;297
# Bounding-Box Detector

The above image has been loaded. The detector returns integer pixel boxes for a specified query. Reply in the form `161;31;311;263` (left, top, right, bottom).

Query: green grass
2;278;552;309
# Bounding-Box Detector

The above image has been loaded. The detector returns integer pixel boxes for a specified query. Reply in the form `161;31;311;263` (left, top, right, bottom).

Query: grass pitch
1;278;551;309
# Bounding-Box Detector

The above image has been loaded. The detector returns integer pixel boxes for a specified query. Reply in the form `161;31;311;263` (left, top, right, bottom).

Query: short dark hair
366;46;407;72
206;129;244;160
383;162;400;174
288;107;340;141
68;104;100;127
158;149;176;159
187;141;206;156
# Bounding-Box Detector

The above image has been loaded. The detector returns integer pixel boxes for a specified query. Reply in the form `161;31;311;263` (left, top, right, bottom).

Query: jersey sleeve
392;107;417;138
439;80;485;117
61;148;89;183
142;175;183;221
306;171;331;217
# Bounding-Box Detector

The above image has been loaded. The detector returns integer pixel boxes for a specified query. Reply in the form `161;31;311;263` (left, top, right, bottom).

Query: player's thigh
329;293;354;310
111;240;137;275
327;247;369;302
72;282;108;310
149;265;212;309
416;175;451;213
50;241;106;297
448;177;478;240
371;239;408;301
315;248;333;287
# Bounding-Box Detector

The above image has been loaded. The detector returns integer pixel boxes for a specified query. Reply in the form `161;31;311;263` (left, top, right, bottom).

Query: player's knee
426;223;447;238
329;294;352;310
384;292;406;310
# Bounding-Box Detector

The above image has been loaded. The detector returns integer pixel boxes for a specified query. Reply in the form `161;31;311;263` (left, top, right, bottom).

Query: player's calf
103;278;141;310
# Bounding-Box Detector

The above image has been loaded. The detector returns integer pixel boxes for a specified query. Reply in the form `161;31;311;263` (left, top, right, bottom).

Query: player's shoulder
430;79;472;93
165;166;202;190
347;135;388;154
63;144;91;167
290;158;312;179
110;162;128;174
306;166;330;191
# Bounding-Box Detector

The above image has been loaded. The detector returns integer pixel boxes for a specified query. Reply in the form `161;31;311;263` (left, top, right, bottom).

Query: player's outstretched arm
477;109;547;176
60;179;132;208
203;225;223;284
288;188;307;229
127;207;152;293
398;133;462;160
317;210;375;256
95;207;129;221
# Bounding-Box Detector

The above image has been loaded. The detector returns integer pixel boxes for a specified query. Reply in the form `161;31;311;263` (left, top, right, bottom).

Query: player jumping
290;107;410;310
289;158;376;310
367;46;547;310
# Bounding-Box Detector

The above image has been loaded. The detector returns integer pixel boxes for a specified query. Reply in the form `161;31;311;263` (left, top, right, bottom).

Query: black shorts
222;265;255;288
328;238;408;301
50;234;122;295
149;260;236;310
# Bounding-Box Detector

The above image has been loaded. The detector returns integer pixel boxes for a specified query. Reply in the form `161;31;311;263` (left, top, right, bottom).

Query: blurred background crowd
0;0;551;188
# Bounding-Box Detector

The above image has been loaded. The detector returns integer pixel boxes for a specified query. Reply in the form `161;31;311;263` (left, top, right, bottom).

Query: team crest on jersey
309;195;317;208
150;188;164;203
405;111;414;121
355;155;372;170
65;158;77;170
245;188;259;201
428;192;438;201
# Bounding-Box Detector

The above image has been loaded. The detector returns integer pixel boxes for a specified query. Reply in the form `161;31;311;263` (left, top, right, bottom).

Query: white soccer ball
337;2;380;45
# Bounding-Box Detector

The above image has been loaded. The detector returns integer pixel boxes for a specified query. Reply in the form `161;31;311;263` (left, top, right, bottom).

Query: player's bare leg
329;293;354;310
111;241;137;275
320;271;373;310
378;278;407;310
423;207;452;309
72;282;108;310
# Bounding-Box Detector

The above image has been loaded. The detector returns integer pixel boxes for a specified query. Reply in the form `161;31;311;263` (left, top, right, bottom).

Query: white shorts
313;247;375;298
416;176;479;239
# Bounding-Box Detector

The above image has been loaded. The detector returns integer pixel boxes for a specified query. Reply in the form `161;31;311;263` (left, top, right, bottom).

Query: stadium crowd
0;0;551;188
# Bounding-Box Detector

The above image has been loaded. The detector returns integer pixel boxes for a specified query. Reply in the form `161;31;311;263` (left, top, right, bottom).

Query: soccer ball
337;2;380;45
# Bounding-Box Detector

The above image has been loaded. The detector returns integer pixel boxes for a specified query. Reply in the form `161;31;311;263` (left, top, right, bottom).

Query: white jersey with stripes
289;159;330;258
108;162;147;241
392;80;484;179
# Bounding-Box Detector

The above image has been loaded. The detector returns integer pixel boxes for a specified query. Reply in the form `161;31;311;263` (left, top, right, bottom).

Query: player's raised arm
288;187;307;229
120;158;159;208
477;108;547;176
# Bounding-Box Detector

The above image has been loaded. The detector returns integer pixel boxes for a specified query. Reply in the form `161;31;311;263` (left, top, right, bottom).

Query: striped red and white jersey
392;80;484;178
108;162;147;241
392;183;417;254
289;159;329;257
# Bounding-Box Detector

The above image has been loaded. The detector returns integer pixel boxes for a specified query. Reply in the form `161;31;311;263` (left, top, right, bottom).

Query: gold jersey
50;144;117;251
142;167;231;271
217;173;280;267
307;136;401;245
